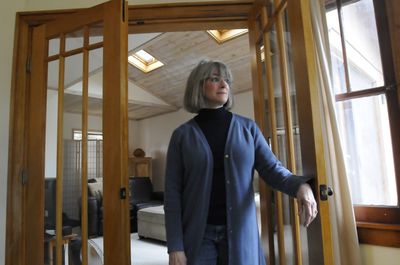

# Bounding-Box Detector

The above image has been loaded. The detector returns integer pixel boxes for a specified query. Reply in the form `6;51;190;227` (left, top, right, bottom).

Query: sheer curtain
310;0;362;264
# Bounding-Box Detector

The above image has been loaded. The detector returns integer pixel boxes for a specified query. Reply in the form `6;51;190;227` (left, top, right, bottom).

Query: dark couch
129;177;164;233
84;176;163;237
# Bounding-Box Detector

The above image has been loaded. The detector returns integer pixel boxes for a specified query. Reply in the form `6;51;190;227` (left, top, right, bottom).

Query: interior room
2;0;400;265
42;29;257;264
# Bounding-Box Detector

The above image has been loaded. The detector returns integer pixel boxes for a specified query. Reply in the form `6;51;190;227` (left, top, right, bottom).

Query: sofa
84;176;163;237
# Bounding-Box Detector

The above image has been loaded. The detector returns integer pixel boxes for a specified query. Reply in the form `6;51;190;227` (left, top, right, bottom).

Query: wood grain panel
5;14;29;265
128;2;252;22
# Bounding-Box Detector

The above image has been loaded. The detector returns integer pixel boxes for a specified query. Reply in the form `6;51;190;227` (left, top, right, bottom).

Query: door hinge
26;56;32;73
120;187;127;200
21;170;28;186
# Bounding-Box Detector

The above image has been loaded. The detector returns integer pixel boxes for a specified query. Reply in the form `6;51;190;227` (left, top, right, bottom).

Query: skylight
128;50;164;73
207;29;248;44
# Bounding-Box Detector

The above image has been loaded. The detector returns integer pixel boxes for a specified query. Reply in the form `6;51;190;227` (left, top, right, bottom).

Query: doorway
6;1;333;264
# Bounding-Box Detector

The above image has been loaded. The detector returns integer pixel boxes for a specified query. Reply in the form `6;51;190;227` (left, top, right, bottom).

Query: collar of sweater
196;107;229;121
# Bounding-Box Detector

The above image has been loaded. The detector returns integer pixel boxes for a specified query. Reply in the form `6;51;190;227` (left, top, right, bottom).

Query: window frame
327;0;400;247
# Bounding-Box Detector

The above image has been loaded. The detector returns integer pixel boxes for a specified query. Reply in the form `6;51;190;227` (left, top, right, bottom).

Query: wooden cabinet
128;157;152;179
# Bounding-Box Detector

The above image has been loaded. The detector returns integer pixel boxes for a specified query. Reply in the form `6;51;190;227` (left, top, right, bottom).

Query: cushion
137;205;165;224
88;181;103;202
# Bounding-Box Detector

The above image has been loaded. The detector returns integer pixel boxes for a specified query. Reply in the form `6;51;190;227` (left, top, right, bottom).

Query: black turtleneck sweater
194;107;232;225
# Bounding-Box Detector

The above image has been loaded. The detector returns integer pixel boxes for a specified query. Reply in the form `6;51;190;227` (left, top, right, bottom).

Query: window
325;0;400;231
72;129;103;141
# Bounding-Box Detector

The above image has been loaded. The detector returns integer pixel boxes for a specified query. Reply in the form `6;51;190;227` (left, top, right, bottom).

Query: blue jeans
194;224;229;265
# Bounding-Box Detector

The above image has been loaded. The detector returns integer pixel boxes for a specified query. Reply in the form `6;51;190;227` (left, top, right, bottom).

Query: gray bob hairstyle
183;60;234;113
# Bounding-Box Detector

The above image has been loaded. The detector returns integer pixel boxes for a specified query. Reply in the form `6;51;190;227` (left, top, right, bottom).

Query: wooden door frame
6;1;253;264
7;1;130;264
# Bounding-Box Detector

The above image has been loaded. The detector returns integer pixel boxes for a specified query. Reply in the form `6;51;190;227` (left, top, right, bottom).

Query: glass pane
270;23;290;265
270;25;285;165
63;53;84;265
283;9;309;265
342;0;384;90
87;47;104;259
281;9;302;265
48;37;60;57
258;38;277;263
44;59;59;265
66;28;84;51
326;2;347;94
326;0;384;92
336;94;397;205
63;52;83;219
89;22;104;45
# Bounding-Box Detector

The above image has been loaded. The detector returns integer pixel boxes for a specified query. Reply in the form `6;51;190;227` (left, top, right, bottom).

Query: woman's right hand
169;251;187;265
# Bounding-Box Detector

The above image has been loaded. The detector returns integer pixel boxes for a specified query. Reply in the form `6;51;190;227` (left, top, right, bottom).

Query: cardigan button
224;154;229;158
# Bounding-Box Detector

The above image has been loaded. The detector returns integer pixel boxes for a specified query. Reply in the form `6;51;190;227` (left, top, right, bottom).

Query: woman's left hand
296;183;318;227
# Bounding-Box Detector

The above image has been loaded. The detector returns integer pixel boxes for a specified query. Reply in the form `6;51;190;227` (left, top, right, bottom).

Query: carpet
88;233;169;265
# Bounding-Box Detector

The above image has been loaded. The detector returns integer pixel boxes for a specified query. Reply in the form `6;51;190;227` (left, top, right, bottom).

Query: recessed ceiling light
128;49;164;73
207;29;248;44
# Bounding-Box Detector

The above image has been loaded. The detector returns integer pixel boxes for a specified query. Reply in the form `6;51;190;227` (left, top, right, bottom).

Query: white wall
1;0;400;264
44;89;103;178
361;245;400;265
130;109;194;191
130;91;254;191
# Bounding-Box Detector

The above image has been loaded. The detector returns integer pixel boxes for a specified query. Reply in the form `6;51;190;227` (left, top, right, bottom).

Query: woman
164;60;318;265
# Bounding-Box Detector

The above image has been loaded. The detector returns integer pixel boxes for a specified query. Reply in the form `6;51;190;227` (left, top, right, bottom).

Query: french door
7;1;336;264
27;0;129;264
248;0;335;264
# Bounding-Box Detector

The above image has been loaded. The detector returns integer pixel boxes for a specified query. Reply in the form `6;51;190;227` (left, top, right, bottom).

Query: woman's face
203;68;230;108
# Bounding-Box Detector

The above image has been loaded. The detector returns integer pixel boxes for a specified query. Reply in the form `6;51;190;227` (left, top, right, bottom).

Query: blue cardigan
164;113;309;265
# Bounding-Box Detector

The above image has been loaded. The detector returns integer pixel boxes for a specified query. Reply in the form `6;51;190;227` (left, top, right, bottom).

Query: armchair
83;176;163;237
129;176;163;233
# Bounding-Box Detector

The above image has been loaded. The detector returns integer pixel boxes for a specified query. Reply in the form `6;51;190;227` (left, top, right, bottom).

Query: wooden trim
335;86;386;101
102;0;130;264
287;0;335;264
5;14;29;265
129;20;248;33
273;2;301;261
374;0;400;215
262;0;287;34
386;0;400;105
354;206;400;224
260;7;278;265
248;9;277;265
16;2;253;33
336;0;352;92
27;25;47;265
55;33;66;265
357;222;400;247
128;2;252;21
45;4;105;38
81;25;89;265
